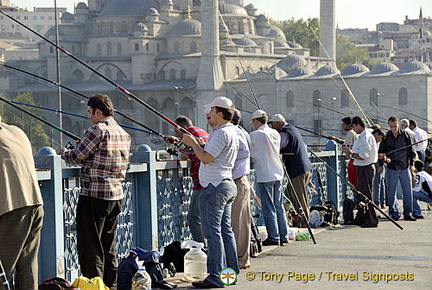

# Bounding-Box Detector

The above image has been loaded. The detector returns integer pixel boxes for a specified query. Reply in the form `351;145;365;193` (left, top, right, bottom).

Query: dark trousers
356;164;378;226
0;205;43;290
76;195;122;288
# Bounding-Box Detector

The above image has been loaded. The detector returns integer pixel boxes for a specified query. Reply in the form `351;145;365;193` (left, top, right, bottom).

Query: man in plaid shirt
60;94;131;288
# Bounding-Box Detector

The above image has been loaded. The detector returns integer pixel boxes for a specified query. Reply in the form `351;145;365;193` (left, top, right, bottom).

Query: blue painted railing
35;141;350;281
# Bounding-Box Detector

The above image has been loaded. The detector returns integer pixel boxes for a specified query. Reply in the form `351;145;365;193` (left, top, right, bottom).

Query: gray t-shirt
199;123;239;187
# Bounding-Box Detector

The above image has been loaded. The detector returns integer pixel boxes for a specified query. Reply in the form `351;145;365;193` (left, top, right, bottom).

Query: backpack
343;198;356;224
250;217;262;258
39;277;77;290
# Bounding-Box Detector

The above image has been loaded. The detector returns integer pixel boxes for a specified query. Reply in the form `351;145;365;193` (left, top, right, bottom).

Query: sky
9;0;432;31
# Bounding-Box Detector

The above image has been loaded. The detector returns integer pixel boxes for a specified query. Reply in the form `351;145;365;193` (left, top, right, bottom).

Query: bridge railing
34;141;349;281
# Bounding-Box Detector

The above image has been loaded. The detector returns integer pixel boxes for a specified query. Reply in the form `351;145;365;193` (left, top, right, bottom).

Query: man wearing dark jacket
269;114;312;228
378;116;417;221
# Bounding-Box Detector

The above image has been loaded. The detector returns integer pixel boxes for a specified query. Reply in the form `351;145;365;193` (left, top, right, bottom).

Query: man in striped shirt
60;94;131;288
165;115;209;243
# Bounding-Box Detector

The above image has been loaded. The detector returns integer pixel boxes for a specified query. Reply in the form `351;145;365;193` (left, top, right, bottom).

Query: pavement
165;202;432;289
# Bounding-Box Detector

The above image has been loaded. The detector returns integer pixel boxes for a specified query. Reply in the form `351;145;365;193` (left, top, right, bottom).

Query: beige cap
204;96;234;110
269;114;286;123
251;109;267;120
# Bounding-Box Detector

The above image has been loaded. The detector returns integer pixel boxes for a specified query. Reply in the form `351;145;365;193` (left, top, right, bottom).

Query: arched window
146;43;149;51
173;42;179;54
117;43;122;55
399;87;408;105
105;68;112;79
116;71;126;80
180;70;186;79
135;43;139;51
235;66;240;76
109;21;114;34
97;44;102;55
313;90;321;107
159;70;165;80
170;69;176;80
190;41;197;53
370;88;379;106
341;89;350;107
237;20;244;34
286;91;294;107
72;69;84;82
107;42;112;55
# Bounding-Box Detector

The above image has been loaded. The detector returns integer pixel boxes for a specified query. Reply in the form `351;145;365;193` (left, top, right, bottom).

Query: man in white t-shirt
409;119;429;162
183;96;239;288
412;160;432;219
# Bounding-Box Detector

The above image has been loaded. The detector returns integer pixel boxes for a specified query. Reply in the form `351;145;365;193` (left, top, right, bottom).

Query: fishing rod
218;11;261;110
307;148;403;230
0;95;80;142
294;125;344;144
310;28;374;127
383;137;431;156
9;100;163;136
225;82;258;108
1;62;167;139
0;10;191;137
296;99;348;117
380;105;432;124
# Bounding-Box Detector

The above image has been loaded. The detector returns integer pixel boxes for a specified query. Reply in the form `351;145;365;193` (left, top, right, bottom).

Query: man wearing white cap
269;114;312;228
183;96;239;288
250;110;288;246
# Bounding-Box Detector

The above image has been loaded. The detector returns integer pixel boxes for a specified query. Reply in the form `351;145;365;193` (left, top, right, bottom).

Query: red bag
38;277;77;290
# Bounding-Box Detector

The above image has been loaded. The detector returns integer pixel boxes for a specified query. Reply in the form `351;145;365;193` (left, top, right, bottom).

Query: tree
336;34;381;71
0;92;50;153
271;17;320;56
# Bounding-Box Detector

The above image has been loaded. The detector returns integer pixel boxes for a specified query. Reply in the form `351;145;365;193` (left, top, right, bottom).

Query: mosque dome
268;25;286;41
277;54;308;72
219;1;248;16
99;0;160;18
234;36;257;46
166;19;201;36
61;12;74;21
76;2;88;9
288;65;313;78
314;63;340;77
370;62;399;74
398;60;431;74
341;63;370;76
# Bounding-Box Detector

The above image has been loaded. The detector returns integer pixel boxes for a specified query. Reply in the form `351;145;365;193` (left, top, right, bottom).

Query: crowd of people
1;94;431;289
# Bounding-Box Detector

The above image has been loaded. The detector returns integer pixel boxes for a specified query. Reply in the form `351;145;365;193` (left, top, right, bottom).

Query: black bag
161;241;188;275
39;277;76;290
250;217;262;257
343;198;356;224
323;201;339;225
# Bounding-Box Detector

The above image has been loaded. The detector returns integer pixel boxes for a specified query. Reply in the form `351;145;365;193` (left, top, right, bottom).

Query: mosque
5;0;432;146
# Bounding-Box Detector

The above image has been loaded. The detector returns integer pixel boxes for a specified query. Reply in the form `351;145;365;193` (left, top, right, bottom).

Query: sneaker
412;214;424;219
404;215;417;221
262;239;279;246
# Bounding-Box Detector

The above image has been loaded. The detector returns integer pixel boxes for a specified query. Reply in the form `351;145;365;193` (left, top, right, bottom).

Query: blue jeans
200;180;239;287
373;162;385;206
188;188;204;243
386;168;413;217
257;180;288;242
412;191;432;216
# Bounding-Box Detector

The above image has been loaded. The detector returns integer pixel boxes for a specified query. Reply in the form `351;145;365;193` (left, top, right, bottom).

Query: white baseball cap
269;114;286;123
204;96;234;110
251;109;267;120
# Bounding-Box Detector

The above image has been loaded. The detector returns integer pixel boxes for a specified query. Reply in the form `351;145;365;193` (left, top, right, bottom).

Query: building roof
166;19;201;37
369;62;399;74
219;1;248;16
313;63;340;77
397;60;431;74
341;63;370;76
99;0;160;18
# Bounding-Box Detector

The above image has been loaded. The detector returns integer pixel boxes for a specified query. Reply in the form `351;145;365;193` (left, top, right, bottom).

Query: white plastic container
182;240;207;282
288;227;298;242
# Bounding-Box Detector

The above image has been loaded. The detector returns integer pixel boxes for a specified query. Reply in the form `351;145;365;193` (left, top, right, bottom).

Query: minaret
319;0;336;62
196;0;224;91
419;6;424;38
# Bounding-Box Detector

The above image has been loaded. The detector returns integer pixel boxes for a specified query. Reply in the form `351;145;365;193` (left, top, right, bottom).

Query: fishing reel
165;144;179;156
